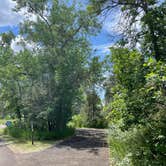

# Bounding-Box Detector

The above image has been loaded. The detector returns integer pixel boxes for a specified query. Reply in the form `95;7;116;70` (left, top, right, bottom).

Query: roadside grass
8;140;56;154
0;119;7;125
1;127;56;153
0;120;75;154
0;128;4;136
0;126;56;153
0;118;15;125
0;125;15;144
0;118;16;144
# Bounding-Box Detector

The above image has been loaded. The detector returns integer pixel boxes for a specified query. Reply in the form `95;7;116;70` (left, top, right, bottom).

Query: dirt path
0;128;110;166
0;145;17;166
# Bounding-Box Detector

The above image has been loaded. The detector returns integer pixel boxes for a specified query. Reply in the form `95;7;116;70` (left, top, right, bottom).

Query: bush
68;113;87;128
4;125;31;140
108;117;166;166
5;122;75;141
86;117;108;129
35;127;75;140
68;113;108;129
108;122;132;166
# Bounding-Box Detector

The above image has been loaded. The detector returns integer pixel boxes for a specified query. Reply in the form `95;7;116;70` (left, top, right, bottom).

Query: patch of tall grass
4;123;75;141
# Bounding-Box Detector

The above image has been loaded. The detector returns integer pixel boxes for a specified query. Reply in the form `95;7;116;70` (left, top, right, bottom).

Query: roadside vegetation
0;0;165;165
89;1;166;165
0;0;100;145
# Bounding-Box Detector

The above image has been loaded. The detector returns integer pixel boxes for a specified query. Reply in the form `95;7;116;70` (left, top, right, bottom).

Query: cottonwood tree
5;0;100;131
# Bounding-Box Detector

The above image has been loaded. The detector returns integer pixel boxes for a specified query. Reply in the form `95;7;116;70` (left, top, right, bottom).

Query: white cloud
11;35;37;53
11;35;23;52
0;0;21;26
102;9;122;35
0;0;37;27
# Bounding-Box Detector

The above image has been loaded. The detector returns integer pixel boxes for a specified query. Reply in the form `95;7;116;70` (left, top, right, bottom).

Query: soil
0;128;110;166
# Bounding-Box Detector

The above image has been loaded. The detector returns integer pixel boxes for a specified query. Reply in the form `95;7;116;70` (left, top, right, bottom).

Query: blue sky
0;0;164;54
0;26;19;35
0;0;120;55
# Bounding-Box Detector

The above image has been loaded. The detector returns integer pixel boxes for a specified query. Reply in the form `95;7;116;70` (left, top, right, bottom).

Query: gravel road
0;128;109;166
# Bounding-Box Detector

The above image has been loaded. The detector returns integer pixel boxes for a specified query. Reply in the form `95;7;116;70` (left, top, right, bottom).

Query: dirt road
0;128;109;166
0;144;17;166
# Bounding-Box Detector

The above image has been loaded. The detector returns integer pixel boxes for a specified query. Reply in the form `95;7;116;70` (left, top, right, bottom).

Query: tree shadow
54;129;108;155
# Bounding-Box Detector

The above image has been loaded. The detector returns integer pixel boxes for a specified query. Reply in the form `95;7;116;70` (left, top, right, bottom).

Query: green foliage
5;122;75;141
68;104;107;129
111;48;145;91
68;55;107;129
142;2;166;61
90;0;166;61
67;113;87;128
88;1;166;165
85;91;107;128
108;122;132;166
0;31;15;46
105;87;126;123
4;124;31;139
0;0;100;134
106;48;166;165
109;121;166;166
35;127;75;141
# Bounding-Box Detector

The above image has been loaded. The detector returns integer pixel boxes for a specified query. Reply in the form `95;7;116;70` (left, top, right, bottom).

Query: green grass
0;128;4;135
0;125;15;144
8;140;56;153
0;119;7;125
3;125;74;153
5;125;75;140
0;119;75;153
0;125;56;153
0;118;15;126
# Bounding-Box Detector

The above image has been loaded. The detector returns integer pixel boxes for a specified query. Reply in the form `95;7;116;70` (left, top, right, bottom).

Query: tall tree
2;0;100;131
89;0;166;61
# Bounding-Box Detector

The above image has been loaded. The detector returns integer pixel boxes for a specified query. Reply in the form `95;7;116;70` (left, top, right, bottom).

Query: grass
0;119;75;154
0;126;57;153
0;125;15;145
0;118;15;125
0;119;7;125
8;140;56;154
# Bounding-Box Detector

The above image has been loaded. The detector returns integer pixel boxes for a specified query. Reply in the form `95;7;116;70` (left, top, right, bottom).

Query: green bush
5;123;75;141
86;117;108;129
35;127;75;140
108;122;132;166
4;125;31;140
68;113;87;128
68;113;107;129
108;118;166;166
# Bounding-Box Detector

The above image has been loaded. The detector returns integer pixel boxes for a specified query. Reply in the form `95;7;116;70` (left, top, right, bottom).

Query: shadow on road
55;129;108;155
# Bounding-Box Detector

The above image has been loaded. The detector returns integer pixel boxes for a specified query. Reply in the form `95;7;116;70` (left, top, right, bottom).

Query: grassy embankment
0;119;74;153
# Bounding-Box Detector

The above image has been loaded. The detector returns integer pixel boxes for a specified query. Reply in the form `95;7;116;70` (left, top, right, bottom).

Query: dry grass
0;120;56;154
8;140;56;154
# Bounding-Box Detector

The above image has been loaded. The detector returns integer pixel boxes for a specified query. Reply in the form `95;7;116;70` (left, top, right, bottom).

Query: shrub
108;122;132;166
5;122;75;141
68;112;108;129
108;117;166;166
86;117;108;128
35;127;75;140
68;113;87;128
4;125;31;140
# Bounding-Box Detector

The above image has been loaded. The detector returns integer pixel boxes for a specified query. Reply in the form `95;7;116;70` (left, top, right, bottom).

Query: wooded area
0;0;165;165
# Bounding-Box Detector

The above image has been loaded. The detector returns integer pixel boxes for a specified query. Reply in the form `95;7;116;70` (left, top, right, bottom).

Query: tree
0;0;100;132
88;0;166;165
0;31;15;47
89;0;166;62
